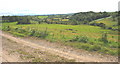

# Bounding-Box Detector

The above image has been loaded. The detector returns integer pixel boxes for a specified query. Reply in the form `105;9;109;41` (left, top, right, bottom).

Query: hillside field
2;22;119;56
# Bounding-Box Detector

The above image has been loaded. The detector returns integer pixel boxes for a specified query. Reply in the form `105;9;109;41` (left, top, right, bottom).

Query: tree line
2;16;31;24
2;11;119;25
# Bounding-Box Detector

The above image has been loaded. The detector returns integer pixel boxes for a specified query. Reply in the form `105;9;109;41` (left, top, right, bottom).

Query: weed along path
1;31;118;62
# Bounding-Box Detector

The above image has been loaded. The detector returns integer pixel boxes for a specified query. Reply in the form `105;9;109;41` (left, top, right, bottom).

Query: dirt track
2;35;72;62
0;31;118;62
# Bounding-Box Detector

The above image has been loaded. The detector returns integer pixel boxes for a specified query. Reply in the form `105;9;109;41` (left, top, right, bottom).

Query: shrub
99;33;108;43
17;17;31;24
69;36;89;43
14;27;27;33
29;30;49;39
29;30;35;36
37;31;49;38
2;26;11;31
6;26;11;31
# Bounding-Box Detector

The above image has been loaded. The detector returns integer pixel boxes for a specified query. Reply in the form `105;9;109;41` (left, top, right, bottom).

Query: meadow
38;16;48;19
90;17;118;29
2;21;119;56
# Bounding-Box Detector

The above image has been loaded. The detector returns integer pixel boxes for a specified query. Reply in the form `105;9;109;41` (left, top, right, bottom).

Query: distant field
2;22;119;56
38;16;48;19
90;17;118;28
61;19;69;21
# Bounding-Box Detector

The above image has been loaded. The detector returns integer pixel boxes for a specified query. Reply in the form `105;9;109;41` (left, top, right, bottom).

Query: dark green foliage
26;12;117;25
111;12;118;21
98;23;106;29
2;16;18;23
2;16;31;24
69;11;110;24
17;16;31;24
90;23;106;29
2;12;118;26
38;21;41;24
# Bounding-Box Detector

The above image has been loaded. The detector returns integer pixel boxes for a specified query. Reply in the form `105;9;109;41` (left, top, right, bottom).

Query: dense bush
28;28;49;39
17;17;31;24
90;23;106;29
2;16;31;24
69;11;110;25
31;31;48;38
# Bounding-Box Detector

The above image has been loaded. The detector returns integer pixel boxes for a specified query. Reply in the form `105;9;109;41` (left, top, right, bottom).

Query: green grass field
2;22;119;56
38;16;48;19
90;17;118;28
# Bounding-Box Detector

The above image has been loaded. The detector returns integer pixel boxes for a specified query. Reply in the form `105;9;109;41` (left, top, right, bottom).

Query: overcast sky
0;0;119;15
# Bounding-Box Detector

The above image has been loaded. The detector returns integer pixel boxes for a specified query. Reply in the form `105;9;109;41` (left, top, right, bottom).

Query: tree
99;23;106;29
17;16;31;24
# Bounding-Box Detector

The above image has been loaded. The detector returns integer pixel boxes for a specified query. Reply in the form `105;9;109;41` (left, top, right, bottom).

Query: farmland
38;16;48;19
2;20;119;56
1;11;119;62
